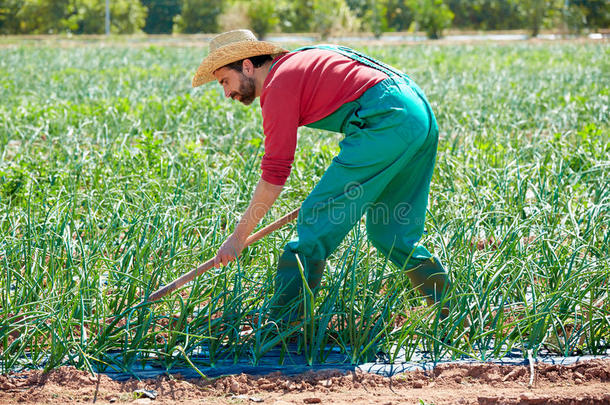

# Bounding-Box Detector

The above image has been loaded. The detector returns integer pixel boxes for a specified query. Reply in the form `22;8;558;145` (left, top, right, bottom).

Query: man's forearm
233;178;284;242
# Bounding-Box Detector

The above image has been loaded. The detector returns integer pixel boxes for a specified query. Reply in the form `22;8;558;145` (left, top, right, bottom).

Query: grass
0;39;608;376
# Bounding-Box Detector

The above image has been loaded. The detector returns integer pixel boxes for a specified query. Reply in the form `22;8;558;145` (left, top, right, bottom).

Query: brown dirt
0;33;607;50
1;359;609;404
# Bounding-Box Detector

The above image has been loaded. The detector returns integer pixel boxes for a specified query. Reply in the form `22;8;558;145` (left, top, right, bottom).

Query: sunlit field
0;39;608;376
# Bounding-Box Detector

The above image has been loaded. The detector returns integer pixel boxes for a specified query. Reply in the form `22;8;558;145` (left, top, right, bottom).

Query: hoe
146;208;299;302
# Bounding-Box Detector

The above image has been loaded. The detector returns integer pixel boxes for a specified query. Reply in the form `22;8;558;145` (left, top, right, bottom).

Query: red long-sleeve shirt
259;49;388;186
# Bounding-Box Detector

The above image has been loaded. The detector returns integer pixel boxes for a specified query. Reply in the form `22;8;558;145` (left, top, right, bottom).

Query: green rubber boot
268;248;325;325
405;256;450;314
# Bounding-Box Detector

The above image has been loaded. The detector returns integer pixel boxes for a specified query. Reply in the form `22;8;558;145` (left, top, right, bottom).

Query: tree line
0;0;608;39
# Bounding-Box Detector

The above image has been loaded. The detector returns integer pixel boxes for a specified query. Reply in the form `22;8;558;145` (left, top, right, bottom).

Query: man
192;29;449;322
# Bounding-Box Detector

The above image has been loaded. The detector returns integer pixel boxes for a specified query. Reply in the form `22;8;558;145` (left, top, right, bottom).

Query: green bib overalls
269;45;449;321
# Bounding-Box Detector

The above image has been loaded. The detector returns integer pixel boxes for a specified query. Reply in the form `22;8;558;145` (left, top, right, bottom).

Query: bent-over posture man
192;30;449;321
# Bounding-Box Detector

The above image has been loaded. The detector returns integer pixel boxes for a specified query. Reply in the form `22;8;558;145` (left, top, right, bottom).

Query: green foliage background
0;0;608;38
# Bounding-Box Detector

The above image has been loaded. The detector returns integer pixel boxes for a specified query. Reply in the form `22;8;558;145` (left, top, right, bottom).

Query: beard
230;74;256;105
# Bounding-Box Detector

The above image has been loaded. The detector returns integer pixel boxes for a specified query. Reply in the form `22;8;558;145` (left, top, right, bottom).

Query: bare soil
1;359;609;404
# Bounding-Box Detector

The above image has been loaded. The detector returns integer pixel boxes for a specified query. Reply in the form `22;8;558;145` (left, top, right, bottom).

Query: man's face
213;67;256;106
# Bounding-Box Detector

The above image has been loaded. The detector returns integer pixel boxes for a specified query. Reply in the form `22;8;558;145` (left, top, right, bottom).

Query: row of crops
0;39;608;375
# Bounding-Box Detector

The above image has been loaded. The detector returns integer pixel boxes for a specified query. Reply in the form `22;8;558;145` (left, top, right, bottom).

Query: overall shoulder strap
292;44;406;78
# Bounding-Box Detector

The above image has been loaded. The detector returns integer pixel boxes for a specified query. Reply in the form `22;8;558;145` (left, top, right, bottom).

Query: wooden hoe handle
146;208;300;302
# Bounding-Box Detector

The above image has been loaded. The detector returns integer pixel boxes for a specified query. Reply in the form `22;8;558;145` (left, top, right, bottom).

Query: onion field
0;39;608;376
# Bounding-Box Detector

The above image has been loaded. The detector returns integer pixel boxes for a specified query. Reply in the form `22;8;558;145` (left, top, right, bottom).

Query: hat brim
192;41;288;87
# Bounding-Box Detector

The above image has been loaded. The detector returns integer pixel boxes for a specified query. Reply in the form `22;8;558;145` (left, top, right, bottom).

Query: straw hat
192;29;288;87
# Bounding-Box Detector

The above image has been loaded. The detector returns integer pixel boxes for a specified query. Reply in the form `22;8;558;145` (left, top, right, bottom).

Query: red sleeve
260;85;300;186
